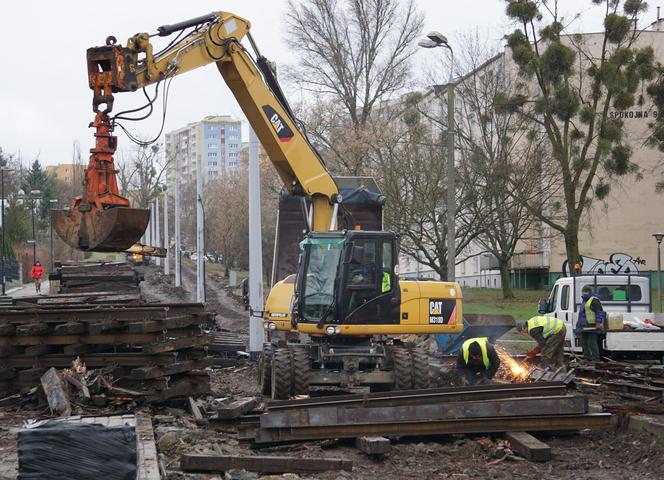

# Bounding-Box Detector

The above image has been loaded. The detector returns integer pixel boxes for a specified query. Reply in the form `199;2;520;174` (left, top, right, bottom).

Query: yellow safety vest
462;337;490;369
527;316;564;338
584;297;596;324
382;272;391;293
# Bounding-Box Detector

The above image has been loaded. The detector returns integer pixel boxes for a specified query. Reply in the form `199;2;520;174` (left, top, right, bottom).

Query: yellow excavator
59;11;463;398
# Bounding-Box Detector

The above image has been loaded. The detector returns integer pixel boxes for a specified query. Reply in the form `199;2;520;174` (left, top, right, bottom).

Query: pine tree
22;159;55;229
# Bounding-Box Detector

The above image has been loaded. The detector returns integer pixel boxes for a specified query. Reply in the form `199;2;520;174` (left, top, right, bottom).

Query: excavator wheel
270;348;293;400
412;348;432;389
258;345;273;396
392;347;414;391
289;345;310;396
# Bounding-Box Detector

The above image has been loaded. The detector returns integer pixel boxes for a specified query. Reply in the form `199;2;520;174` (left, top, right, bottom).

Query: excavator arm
54;11;340;252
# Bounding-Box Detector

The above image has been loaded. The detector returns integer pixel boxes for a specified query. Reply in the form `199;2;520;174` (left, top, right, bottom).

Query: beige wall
46;163;84;186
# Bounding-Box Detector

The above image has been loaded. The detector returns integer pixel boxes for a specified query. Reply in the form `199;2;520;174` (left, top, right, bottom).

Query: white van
538;275;664;360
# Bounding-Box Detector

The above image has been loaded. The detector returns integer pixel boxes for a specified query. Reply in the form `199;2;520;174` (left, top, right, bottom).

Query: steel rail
266;382;569;411
252;413;612;444
259;394;588;428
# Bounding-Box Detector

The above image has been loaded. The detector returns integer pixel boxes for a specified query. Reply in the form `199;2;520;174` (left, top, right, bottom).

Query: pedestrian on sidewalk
576;285;605;361
31;260;44;294
518;316;567;368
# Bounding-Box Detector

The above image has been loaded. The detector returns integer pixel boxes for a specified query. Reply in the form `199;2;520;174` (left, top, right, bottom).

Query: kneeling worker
518;316;566;368
456;337;500;385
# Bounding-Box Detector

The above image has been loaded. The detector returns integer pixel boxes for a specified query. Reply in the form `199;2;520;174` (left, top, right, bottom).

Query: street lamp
19;190;41;265
49;199;58;271
0;167;13;296
419;31;456;281
654;233;664;313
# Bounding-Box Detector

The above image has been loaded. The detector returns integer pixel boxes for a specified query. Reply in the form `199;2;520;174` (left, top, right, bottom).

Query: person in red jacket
31;260;44;293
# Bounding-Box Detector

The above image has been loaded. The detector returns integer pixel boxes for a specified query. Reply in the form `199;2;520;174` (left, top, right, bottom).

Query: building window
208;152;218;157
228;152;238;158
208;143;217;148
228;143;238;148
207;134;216;139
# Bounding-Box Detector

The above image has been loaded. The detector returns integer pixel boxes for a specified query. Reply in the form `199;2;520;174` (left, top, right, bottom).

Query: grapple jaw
52;206;150;252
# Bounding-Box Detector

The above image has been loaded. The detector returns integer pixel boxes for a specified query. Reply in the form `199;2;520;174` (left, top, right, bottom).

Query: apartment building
164;115;242;183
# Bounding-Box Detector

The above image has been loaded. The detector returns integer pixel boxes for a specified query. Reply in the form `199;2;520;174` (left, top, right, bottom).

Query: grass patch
462;288;548;323
461;288;545;352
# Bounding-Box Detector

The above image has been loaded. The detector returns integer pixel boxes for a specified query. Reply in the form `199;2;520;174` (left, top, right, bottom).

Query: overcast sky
1;0;661;166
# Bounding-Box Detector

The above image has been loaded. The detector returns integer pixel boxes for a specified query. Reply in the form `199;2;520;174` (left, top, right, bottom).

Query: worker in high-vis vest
456;337;500;385
576;285;605;361
518;315;567;368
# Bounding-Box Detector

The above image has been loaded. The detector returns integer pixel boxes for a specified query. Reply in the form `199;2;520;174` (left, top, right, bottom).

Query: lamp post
0;167;12;296
419;31;456;282
28;190;41;265
654;233;664;313
49;199;58;271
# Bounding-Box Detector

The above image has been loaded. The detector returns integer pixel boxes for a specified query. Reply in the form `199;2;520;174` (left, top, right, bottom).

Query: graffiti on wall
562;253;646;277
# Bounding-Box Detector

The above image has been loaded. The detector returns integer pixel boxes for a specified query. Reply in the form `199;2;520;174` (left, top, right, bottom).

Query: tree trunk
564;224;580;275
499;259;514;299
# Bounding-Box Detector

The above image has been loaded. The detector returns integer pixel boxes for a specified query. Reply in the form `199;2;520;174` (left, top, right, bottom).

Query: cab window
346;240;377;288
582;284;642;302
381;241;393;292
561;285;569;310
346;239;378;313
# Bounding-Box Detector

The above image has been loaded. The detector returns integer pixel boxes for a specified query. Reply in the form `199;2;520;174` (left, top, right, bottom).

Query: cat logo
430;301;442;315
262;105;294;142
428;299;451;325
270;113;284;133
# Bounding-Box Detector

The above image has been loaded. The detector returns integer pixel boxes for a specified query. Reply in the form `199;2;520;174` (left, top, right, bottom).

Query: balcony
510;251;550;270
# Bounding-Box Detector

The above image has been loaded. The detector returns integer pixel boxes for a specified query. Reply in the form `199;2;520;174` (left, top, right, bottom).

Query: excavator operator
347;244;377;312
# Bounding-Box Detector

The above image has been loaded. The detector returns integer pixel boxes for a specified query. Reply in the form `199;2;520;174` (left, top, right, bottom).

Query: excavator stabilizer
52;207;150;252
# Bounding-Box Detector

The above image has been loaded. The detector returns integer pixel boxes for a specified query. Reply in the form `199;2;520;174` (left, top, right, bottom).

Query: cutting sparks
495;345;531;381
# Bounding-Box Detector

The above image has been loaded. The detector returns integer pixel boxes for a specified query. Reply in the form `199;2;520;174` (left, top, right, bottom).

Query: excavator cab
295;231;400;328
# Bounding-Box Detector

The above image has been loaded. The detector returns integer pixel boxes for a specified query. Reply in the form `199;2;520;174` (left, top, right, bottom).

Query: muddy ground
1;265;664;479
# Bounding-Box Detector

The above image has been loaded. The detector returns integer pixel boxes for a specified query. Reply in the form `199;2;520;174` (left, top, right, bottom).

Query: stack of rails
51;261;142;294
10;291;143;307
0;302;213;402
208;331;248;367
236;382;612;444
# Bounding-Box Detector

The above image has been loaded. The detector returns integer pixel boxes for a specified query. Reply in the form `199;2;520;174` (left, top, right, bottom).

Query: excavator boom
53;11;340;249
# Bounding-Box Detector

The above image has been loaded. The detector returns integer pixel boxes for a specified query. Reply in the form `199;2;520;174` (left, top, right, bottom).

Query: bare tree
205;166;250;276
452;33;541;298
286;0;423;174
116;143;170;208
367;94;483;280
